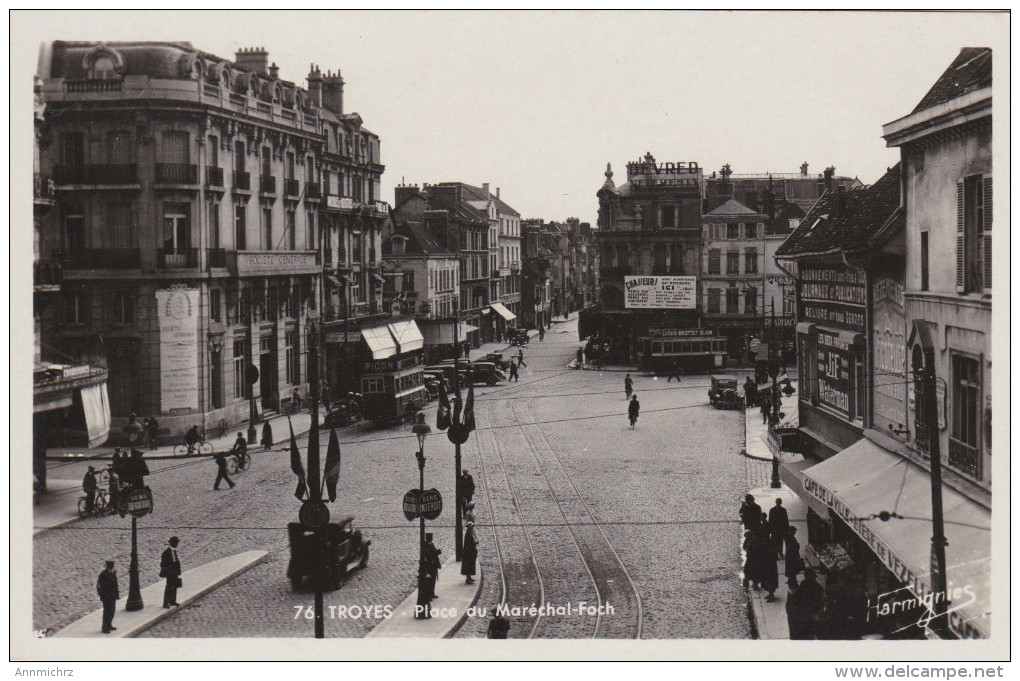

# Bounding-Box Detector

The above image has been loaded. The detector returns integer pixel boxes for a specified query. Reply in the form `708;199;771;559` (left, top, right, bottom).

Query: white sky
13;10;1008;225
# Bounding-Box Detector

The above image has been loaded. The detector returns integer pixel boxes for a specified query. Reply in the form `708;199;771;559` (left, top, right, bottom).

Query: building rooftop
704;199;763;218
775;164;902;258
911;47;992;114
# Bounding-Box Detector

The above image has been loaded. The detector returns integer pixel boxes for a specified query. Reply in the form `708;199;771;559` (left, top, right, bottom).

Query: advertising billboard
624;276;697;309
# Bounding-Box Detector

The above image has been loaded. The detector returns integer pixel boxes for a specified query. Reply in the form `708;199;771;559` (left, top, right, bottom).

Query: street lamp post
452;310;464;561
412;413;432;618
125;515;143;611
247;311;258;445
769;297;781;489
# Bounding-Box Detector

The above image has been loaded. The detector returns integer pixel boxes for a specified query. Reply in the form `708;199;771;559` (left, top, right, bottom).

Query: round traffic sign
419;488;443;521
447;423;470;445
403;489;421;521
246;362;260;385
299;500;330;528
125;487;154;518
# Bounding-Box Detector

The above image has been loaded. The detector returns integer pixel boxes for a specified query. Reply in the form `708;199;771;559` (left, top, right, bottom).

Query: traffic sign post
403;489;422;520
124;486;153;612
419;489;443;520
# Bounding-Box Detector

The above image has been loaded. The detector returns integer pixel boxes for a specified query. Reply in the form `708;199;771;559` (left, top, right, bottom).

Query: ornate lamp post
411;413;432;618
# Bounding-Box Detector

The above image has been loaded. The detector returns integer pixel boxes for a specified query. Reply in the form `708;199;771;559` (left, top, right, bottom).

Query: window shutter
982;176;992;290
956;179;965;292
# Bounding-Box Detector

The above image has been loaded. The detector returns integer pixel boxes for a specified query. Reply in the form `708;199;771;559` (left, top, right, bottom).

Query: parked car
467;361;506;386
426;364;470;387
286;516;370;591
708;376;744;410
484;352;510;371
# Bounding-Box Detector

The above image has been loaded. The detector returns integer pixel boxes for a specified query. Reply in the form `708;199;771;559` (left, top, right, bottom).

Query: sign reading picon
624;276;697;309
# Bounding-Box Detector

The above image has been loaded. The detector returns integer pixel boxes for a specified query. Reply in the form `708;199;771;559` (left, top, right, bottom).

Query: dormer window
82;43;125;81
91;56;117;80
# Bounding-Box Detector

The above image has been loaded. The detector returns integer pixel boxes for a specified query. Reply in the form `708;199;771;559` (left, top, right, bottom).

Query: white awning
490;302;517;322
80;383;111;449
388;319;424;353
459;323;479;336
362;325;397;360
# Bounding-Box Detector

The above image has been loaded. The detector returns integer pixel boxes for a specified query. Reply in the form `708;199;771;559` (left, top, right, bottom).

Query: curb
366;558;483;638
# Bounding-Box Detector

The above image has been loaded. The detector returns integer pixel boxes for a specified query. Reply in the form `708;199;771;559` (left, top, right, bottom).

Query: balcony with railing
57;248;140;270
208;248;228;269
65;79;123;93
155;163;198;185
206;166;224;188
233;170;251;192
53;164;138;186
157;248;199;269
284;179;300;198
948;438;980;479
260;175;277;195
306;182;321;200
34;261;63;288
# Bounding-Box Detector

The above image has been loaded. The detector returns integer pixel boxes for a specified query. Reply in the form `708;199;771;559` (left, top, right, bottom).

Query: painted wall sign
817;330;851;417
155;288;200;412
624;276;697;309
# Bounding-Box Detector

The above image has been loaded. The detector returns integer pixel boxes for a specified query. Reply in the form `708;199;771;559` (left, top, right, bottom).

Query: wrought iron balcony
260;175;276;194
59;248;140;270
206;166;224;187
207;248;228;269
34;174;56;203
948;439;980;479
157;248;198;269
306;182;321;200
233;171;251;192
53;164;137;185
284;179;300;197
34;261;63;286
155;163;198;184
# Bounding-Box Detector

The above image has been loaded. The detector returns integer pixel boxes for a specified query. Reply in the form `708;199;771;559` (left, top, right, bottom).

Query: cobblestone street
35;318;751;639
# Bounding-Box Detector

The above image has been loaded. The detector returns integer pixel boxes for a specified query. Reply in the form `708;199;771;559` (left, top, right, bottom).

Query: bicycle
173;437;214;456
78;487;111;518
226;448;251;475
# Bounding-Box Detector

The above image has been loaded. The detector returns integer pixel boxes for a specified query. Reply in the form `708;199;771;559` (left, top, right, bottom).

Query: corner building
35;41;384;439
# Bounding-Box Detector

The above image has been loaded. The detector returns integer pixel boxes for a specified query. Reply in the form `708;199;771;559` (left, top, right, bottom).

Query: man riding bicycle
184;425;202;454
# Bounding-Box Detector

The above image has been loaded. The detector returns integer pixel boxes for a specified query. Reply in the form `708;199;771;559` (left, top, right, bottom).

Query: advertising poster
624;276;697;309
156;288;200;412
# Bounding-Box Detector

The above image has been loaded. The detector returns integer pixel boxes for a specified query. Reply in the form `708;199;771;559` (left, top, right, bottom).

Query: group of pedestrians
96;535;184;633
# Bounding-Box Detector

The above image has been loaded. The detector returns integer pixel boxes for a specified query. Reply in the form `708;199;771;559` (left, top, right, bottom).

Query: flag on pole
464;382;476;432
436;384;451;431
288;418;306;500
324;427;342;502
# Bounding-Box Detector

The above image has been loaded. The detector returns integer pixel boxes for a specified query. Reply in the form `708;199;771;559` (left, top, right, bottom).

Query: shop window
949;353;981;478
285;330;300;385
911;346;930;452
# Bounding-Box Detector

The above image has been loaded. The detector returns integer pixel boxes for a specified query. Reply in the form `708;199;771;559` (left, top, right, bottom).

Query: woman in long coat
260;421;274;450
461;522;478;584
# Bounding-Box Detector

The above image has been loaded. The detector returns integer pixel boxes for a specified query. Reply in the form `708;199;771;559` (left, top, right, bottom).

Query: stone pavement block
367;558;481;638
53;550;268;638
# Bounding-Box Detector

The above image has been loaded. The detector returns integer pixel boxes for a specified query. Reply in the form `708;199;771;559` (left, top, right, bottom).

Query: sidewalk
52;550;268;638
366;558;482;638
743;379;799;462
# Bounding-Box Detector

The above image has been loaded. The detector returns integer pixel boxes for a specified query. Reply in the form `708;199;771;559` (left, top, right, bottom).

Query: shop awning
80;383;111;449
796;322;817;335
778;455;829;518
490;302;517;322
459;322;479;336
387;319;424;353
803;437;991;639
420;321;478;346
362;325;397;360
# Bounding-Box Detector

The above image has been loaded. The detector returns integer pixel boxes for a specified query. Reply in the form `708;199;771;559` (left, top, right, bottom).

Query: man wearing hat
82;466;98;515
96;560;119;633
423;533;442;600
461;522;478;584
160;536;182;608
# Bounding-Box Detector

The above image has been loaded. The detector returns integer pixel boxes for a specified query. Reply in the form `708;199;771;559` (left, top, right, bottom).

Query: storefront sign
327;195;355;211
800;266;866;306
647;327;712;338
326;331;363;344
624;276;697;309
234;251;318;275
156;288;199;412
763;316;796;329
364;358;397;373
803;303;865;329
873;276;907;436
817;330;851;417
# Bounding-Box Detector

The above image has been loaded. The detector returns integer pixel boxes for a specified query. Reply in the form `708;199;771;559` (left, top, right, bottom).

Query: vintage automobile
483;352;510;371
708;376;744;410
426;363;470;388
508;328;530;346
324;394;362;428
466;361;506;386
286;516;370;591
422;371;445;400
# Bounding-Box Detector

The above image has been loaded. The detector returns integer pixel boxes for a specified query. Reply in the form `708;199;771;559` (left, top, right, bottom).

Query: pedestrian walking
111;448;124;478
160;536;182;608
627;394;640;428
146;416;160;450
292;387;304;412
769;498;790;557
760;392;772;424
321;381;333;411
82;466;98;515
756;521;779;601
744;377;758;408
126;449;150;489
739;493;762;530
213;451;235;490
463;501;476;525
538;326;545;341
96;560;119;633
458;469;475;513
461;522;478;584
423;533;442;600
742;530;759;589
108;467;120;514
487;614;510;639
576;347;584;366
667;360;683;383
261;421;274;450
624;373;633;399
794;568;824;638
517;348;526;368
784;527;805;588
509;360;519;382
786;578;806;639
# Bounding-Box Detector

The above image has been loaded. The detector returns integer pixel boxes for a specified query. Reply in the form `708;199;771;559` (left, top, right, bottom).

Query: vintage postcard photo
11;9;1009;665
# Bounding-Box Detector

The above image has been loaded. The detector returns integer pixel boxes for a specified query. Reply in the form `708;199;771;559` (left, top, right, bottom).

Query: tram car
360;364;427;425
636;335;728;374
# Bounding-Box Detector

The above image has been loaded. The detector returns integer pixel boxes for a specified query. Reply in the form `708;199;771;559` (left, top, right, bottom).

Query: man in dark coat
146;416;160;450
213;451;235;490
760;392;772;424
184;425;201;454
627;394;640;428
458;470;475;513
768;498;790;557
260;421;274;450
739;494;762;530
784;527;805;588
461;522;478;584
624;374;633;399
744;377;758;408
538;326;545;341
667;360;683;383
786;578;805;639
423;533;442;600
126;449;150;489
96;560;119;633
754;522;779;601
82;466;98;514
160;536;182;608
517;348;526;367
794;568;824;639
509;360;519;382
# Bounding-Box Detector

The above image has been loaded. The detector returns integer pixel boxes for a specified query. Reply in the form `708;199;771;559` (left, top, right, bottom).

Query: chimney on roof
496;187;500;199
235;47;269;75
394;184;420;207
321;70;345;114
268;62;279;79
835;185;847;218
800;162;809;176
482;183;490;198
824;166;835;192
306;65;323;107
